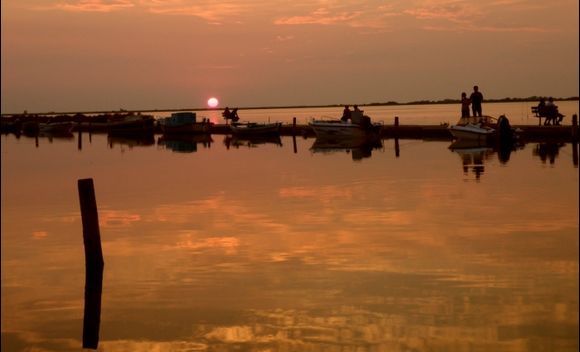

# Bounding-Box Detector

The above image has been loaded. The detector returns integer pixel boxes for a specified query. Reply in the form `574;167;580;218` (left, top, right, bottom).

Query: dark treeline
367;96;579;106
2;96;578;117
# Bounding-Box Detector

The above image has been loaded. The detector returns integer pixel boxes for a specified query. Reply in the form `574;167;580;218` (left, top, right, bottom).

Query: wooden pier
1;114;578;142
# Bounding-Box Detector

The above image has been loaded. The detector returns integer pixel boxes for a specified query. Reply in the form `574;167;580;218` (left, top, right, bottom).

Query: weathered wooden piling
78;178;104;350
292;135;297;154
573;142;578;167
292;117;297;136
78;129;82;151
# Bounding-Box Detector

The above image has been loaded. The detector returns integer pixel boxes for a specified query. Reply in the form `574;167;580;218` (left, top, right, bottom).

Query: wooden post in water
571;114;578;167
394;116;400;157
78;129;83;151
78;178;104;350
572;141;578;168
292;117;297;136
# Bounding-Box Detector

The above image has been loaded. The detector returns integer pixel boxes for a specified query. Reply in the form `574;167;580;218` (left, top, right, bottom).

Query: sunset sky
1;0;578;113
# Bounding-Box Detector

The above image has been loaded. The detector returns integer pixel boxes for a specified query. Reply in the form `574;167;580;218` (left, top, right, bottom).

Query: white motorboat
448;115;520;142
448;116;496;141
448;123;495;141
309;111;382;140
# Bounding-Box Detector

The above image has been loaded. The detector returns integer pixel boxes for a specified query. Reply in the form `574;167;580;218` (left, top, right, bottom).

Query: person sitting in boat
222;107;232;123
231;108;240;122
351;105;364;124
341;105;352;122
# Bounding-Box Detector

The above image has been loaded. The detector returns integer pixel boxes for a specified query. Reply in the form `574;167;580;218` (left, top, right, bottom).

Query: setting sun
207;97;219;108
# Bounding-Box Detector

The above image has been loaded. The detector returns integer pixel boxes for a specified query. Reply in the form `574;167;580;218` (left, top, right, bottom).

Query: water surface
1;109;579;351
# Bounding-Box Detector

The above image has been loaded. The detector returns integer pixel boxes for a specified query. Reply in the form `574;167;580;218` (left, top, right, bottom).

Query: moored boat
448;122;495;141
309;110;382;140
159;112;213;134
39;121;74;134
448;115;518;142
108;113;155;134
230;122;281;136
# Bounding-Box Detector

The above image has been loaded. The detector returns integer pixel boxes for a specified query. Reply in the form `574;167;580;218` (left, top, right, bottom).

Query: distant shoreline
2;96;578;117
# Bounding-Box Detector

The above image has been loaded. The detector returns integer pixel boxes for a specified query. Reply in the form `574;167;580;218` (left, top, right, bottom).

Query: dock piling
78;178;104;350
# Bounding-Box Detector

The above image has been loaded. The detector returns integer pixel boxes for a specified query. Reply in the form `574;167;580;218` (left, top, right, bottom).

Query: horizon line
2;96;578;117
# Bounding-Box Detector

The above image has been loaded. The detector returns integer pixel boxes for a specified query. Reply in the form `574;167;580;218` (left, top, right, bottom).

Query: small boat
39;121;74;134
0;117;22;134
448;115;518;142
448;122;495;141
159;112;213;134
108;113;155;134
309;111;382;140
230;122;281;136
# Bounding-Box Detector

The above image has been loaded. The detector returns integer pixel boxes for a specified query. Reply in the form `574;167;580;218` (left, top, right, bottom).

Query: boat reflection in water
157;134;213;153
450;138;525;180
449;139;495;181
107;132;155;149
223;135;282;149
310;136;383;161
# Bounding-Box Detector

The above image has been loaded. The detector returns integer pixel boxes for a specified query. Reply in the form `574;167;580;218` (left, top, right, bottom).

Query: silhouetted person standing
470;86;483;117
461;92;471;117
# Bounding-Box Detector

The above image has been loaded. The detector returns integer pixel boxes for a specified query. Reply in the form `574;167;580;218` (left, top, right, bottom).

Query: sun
207;97;219;108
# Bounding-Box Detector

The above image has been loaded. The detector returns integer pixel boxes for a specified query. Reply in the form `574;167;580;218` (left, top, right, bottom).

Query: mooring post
572;141;578;168
292;135;298;154
78;178;104;350
292;117;297;136
78;129;83;151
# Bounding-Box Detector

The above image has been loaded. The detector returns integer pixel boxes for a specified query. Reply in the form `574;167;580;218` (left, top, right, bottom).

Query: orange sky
1;0;578;113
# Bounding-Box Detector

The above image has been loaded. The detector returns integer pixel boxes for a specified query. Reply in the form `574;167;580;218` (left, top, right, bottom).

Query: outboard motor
497;115;513;142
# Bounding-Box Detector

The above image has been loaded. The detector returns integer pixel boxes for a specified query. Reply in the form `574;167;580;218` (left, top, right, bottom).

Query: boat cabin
170;112;197;124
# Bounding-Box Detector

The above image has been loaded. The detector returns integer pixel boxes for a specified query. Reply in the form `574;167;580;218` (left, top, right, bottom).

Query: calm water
1;105;579;352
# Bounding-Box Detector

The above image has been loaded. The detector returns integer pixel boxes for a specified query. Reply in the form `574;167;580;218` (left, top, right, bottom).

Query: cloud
405;0;555;33
144;0;248;24
274;3;399;29
49;0;135;12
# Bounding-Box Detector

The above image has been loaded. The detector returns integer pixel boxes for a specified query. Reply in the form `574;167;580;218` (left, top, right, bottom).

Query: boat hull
309;120;381;140
448;124;494;141
230;122;281;136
